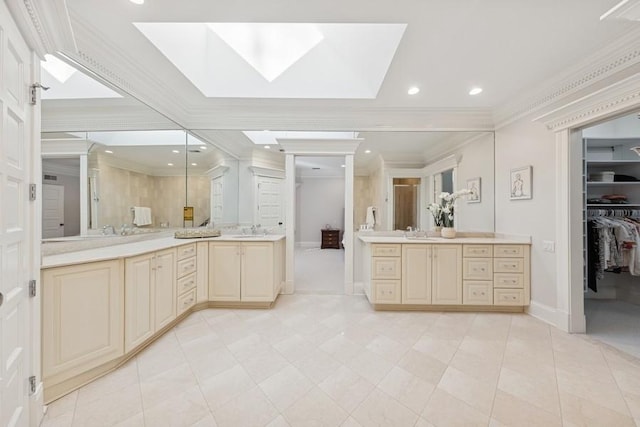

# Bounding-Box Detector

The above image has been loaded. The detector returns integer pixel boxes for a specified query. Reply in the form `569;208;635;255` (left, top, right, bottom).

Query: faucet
251;224;261;235
102;225;116;235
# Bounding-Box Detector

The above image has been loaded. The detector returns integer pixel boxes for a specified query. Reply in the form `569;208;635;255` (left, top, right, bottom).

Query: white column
80;153;88;235
284;154;296;294
344;154;354;294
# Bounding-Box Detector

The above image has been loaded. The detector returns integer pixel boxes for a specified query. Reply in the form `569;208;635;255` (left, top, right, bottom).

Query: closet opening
582;110;640;358
293;155;346;294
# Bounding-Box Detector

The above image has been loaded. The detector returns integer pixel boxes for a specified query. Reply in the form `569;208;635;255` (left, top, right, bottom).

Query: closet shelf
588;160;640;166
587;204;640;207
586;182;640;185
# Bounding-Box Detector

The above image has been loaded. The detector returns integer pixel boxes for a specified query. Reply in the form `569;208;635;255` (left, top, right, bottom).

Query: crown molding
533;72;640;131
278;139;362;155
248;166;285;179
206;164;230;179
494;28;640;129
43;163;79;177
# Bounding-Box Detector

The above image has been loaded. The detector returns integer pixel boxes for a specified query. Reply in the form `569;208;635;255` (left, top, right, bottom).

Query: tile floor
294;248;345;294
585;299;640;359
42;294;640;427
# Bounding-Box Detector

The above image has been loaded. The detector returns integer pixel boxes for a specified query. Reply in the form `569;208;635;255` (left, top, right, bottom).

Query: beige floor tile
186;347;238;382
190;414;218;427
437;366;496;416
497;367;561;417
412;335;461;364
140;363;198;409
365;335;409;363
398;349;448;384
259;365;314;412
556;366;631;416
508;315;551;341
340;417;363;427
466;314;511;341
200;364;255;409
267;415;292;427
226;333;271;361
44;390;77;420
622;390;640;420
292;349;342;384
422;388;489;427
113;412;145;427
136;341;188;381
318;366;375;413
272;334;317;362
347;348;395;385
352;389;418;427
283;387;349;427
239;347;291;383
211;386;279;427
377;367;435;414
180;333;226;356
72;383;143;427
41;413;74;427
320;334;363;363
340;324;379;347
503;337;554;363
449;348;502;383
174;321;217;346
560;390;636;427
413;417;435;427
143;385;210;427
501;350;556;381
457;337;506;362
491;390;562;427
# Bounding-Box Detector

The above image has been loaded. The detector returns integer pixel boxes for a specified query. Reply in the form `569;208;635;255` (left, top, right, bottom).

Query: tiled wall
354;176;374;228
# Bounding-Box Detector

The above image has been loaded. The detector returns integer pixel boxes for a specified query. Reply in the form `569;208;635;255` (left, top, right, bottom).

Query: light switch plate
543;240;555;253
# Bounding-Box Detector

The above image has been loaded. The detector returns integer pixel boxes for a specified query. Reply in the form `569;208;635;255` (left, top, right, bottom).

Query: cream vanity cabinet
124;248;177;352
209;240;284;303
402;244;463;304
42;260;124;392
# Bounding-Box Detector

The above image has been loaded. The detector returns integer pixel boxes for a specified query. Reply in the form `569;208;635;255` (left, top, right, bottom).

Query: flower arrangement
427;189;472;228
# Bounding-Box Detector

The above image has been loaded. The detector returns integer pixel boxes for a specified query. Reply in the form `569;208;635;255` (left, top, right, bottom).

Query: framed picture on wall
466;177;481;203
510;166;532;200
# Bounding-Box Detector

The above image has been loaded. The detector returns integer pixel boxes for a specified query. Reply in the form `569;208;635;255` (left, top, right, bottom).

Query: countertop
42;234;286;269
357;234;531;245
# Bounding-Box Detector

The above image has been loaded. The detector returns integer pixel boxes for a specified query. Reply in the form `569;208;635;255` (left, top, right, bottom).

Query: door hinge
29;183;36;201
28;376;36;395
29;279;36;297
30;83;49;105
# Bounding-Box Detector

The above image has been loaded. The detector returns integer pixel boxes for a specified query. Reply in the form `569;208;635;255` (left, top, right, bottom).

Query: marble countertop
42;234;286;269
358;234;531;245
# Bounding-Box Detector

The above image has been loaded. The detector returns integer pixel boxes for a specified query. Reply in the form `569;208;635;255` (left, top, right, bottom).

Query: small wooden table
321;229;341;249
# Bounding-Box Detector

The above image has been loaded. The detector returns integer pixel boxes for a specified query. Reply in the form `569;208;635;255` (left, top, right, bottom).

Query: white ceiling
39;0;640;170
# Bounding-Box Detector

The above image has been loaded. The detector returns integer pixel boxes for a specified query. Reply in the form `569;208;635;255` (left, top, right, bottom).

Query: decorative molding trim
494;28;640;128
41;140;88;156
533;72;640;131
249;166;285;179
278;139;362;155
422;154;458;176
206;164;230;180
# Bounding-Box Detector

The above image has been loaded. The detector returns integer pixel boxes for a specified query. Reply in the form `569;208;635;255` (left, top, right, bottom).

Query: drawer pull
183;298;194;306
183;281;194;289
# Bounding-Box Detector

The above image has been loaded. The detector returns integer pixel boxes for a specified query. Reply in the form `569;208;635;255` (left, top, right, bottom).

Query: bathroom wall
354;176;374;228
296;177;345;247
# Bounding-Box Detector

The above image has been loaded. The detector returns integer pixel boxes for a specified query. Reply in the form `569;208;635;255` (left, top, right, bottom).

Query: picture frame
510;166;532;200
466;177;481;203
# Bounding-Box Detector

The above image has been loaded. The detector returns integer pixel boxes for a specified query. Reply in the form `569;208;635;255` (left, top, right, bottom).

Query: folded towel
133;207;152;226
365;206;376;229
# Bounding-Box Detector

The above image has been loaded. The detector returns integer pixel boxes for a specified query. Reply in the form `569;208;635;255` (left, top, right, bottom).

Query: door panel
42;184;65;238
431;245;463;305
209;243;241;301
154;249;176;330
402;244;431;304
241;243;273;302
124;254;154;352
256;177;283;227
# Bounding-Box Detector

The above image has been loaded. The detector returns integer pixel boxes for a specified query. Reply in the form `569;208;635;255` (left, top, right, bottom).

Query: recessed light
129;0;144;4
167;163;174;166
365;149;371;154
191;163;197;166
199;146;207;150
341;164;346;168
407;86;420;95
469;87;483;95
105;150;113;154
264;145;271;149
172;150;180;154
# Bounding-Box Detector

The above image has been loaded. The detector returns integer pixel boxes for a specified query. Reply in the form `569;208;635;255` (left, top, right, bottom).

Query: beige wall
354;176;374;228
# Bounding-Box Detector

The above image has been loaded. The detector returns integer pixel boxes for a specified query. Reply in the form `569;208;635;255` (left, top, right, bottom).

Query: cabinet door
209;243;241;301
402;244;431;304
154;249;176;331
42;260;124;381
241;242;274;302
431;245;463;305
124;253;154;352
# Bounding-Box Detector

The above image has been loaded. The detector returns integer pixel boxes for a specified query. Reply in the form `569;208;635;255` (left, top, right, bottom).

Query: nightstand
321;229;341;249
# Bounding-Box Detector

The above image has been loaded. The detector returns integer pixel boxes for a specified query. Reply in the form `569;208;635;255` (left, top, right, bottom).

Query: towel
133;207;152;226
365;206;376;229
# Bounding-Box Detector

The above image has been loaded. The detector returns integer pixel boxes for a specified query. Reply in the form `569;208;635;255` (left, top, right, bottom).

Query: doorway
294;156;346;294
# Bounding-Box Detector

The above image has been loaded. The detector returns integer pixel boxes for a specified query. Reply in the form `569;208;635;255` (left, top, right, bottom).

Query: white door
256;177;283;227
42;184;64;238
210;176;223;225
0;2;35;425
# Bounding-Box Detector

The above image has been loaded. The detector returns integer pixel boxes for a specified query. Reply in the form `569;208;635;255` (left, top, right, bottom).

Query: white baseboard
353;281;364;295
526;301;586;333
525;300;562;329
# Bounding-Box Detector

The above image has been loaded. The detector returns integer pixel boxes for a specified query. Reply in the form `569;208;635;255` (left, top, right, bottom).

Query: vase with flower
428;189;471;238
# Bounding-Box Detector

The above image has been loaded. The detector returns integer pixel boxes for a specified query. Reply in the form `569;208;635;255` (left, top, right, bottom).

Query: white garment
133;206;152;226
365;206;376;229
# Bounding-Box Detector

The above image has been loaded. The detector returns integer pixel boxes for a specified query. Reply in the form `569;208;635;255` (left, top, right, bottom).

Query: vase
433;226;442;233
441;227;456;238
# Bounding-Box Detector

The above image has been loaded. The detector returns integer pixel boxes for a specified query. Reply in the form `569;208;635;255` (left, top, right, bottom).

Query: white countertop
42;235;286;269
358;235;531;245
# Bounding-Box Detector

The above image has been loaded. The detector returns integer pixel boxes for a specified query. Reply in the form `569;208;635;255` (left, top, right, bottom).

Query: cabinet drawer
372;244;401;257
494;273;524;289
463;258;493;280
177;288;196;315
463;245;493;258
373;280;401;304
463;281;493;305
177;243;196;260
176;257;197;278
494;289;524;306
177;272;197;295
494;245;525;258
372;257;401;279
494;258;524;273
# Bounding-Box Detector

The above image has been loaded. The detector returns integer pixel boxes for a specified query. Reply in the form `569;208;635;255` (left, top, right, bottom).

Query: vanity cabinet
402;244;462;304
42;260;124;388
209;240;284;303
124;248;176;352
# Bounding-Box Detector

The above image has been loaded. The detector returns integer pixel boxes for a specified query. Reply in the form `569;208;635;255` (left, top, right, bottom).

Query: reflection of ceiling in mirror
41;54;122;99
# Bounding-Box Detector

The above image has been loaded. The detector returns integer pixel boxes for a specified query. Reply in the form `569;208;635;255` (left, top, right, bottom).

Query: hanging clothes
587;215;640;284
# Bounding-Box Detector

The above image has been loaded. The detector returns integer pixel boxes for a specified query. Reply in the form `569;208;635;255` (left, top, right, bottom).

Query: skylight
134;22;407;99
41;55;123;99
42;54;77;83
243;131;360;145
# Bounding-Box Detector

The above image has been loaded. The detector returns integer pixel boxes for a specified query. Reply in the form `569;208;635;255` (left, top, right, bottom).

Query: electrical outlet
543;240;555;253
